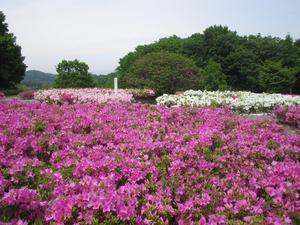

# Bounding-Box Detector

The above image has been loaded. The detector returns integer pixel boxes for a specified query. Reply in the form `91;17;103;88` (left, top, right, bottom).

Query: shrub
60;93;74;104
125;52;201;95
18;90;35;99
2;89;21;96
126;89;156;99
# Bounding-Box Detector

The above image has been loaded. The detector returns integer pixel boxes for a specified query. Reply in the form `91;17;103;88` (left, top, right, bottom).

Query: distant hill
22;70;56;88
21;70;117;89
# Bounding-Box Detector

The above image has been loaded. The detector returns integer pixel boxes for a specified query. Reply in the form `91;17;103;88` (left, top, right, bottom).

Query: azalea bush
126;89;156;99
273;106;300;128
156;90;300;114
18;90;35;100
0;100;299;224
0;92;4;100
34;88;133;104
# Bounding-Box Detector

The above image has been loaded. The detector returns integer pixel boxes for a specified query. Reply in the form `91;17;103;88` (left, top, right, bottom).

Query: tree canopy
53;59;95;88
94;72;116;88
125;52;201;95
0;11;26;89
201;59;228;91
258;60;296;93
117;25;300;94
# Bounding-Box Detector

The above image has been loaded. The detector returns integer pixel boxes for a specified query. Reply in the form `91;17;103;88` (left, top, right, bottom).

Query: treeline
0;11;26;89
117;25;300;94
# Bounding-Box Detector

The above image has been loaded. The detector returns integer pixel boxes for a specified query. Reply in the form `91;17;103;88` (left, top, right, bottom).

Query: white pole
114;77;118;94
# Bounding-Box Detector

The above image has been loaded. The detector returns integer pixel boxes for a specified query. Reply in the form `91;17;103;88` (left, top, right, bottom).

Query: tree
295;39;300;48
258;60;296;93
0;11;8;35
118;36;184;87
224;46;259;90
0;11;26;89
125;52;201;95
181;33;204;66
201;25;240;66
201;59;228;91
53;59;95;88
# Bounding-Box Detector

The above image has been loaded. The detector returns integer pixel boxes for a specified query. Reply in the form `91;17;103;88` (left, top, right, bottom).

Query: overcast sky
1;0;300;74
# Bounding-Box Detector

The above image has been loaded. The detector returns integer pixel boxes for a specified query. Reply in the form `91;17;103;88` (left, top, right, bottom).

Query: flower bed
273;106;300;128
18;90;35;100
126;89;156;99
0;100;299;224
156;90;300;114
34;88;133;104
0;92;4;100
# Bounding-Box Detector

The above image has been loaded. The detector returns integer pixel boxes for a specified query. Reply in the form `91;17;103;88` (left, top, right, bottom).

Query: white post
114;77;118;94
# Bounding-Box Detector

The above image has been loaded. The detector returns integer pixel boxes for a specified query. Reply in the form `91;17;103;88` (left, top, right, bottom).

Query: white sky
1;0;300;74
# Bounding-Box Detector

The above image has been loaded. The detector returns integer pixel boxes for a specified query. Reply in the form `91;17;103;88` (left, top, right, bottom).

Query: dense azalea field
157;90;300;114
0;100;299;225
33;89;156;104
273;106;300;128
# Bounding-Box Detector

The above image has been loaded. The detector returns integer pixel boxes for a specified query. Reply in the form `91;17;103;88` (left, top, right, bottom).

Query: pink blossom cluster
126;89;156;99
34;88;133;104
18;90;35;100
0;100;299;224
273;106;300;128
0;92;4;100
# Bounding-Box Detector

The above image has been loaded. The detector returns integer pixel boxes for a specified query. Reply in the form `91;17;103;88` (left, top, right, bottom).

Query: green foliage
61;165;75;180
125;52;201;94
33;120;47;133
157;154;171;173
0;84;30;96
258;60;296;93
201;25;239;66
91;214;135;225
95;72;116;88
2;88;22;96
117;25;300;94
201;59;228;91
118;36;185;87
224;45;259;90
0;11;8;35
203;148;215;161
0;11;26;89
53;59;95;88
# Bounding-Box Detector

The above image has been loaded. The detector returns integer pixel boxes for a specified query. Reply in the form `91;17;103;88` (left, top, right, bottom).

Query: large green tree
201;59;228;91
258;60;296;93
201;25;239;66
0;11;26;89
118;35;185;87
53;59;95;88
224;46;259;90
125;52;201;95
